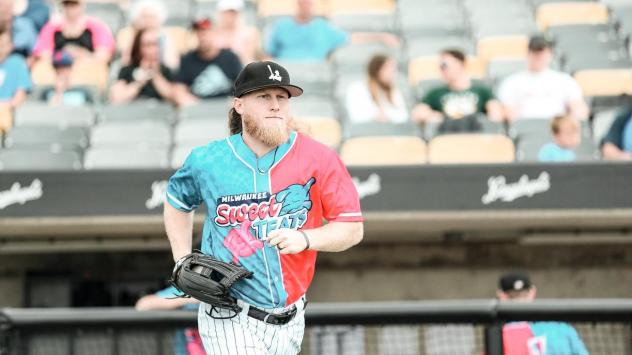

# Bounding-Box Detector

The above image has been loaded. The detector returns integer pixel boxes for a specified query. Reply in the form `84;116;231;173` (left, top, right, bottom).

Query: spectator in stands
0;27;31;109
136;286;201;355
538;115;581;162
173;17;242;107
109;29;174;104
345;53;408;123
497;271;589;355
411;48;503;131
498;34;589;121
45;49;92;106
16;0;50;32
33;0;115;64
120;0;180;71
0;0;38;57
265;0;399;61
600;106;632;161
212;0;260;65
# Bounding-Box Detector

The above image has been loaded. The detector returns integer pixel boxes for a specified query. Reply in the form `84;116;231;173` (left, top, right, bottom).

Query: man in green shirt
412;48;504;126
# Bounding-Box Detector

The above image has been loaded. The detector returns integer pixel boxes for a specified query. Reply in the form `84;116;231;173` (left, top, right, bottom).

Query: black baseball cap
499;271;533;292
233;61;303;98
528;34;553;52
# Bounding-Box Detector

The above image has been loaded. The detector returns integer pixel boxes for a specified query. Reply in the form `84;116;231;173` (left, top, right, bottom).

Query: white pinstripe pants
197;299;306;355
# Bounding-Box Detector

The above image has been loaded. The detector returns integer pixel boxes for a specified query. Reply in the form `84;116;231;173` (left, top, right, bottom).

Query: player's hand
265;229;309;254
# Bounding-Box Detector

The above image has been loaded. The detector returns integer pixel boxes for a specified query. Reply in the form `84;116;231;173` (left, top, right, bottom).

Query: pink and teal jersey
166;132;363;308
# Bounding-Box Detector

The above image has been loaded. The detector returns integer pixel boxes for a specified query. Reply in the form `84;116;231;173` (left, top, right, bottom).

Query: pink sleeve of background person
319;151;364;223
86;17;115;53
32;21;60;56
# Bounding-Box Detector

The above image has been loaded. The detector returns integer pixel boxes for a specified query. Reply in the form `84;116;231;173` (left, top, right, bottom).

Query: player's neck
242;132;277;158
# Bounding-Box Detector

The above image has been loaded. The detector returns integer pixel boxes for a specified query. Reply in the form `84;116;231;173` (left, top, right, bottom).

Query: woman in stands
211;0;260;65
119;0;180;71
345;53;408;124
32;0;114;64
109;28;174;104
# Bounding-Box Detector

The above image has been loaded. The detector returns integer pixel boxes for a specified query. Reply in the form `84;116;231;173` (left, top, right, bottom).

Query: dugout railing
1;299;632;355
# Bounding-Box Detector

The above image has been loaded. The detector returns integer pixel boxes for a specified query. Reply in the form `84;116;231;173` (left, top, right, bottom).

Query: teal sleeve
166;152;203;212
567;326;590;355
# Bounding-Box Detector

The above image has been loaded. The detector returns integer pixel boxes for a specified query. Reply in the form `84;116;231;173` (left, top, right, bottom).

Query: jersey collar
228;131;297;172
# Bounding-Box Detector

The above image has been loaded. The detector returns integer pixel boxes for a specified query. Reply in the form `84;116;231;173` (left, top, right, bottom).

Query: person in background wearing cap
119;0;180;71
173;17;242;107
32;0;115;65
212;0;260;65
109;28;175;105
497;271;589;355
164;61;363;354
497;34;588;122
265;0;399;62
44;49;92;106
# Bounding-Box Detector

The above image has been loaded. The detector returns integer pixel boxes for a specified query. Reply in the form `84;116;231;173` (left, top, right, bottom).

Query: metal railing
1;299;632;355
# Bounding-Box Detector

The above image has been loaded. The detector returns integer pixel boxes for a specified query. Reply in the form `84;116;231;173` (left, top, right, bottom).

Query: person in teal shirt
265;0;398;61
497;272;590;355
538;115;580;162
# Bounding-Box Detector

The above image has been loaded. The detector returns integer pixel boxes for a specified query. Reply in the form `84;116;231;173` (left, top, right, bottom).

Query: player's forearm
305;221;363;252
164;203;195;261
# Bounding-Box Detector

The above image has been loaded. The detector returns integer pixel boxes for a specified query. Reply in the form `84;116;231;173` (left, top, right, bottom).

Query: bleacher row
1;0;632;170
0;98;601;170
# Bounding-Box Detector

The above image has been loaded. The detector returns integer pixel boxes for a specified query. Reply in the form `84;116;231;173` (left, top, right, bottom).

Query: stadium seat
0;104;12;132
592;108;618;145
14;104;96;128
345;122;420;138
331;13;397;33
406;37;475;58
408;55;485;86
291;96;338;119
536;2;609;31
89;120;171;149
31;58;110;92
487;58;528;84
0;150;82;171
84;147;170;169
428;134;515;164
332;42;403;75
99;101;176;122
174;119;230;146
179;99;232;120
340;136;427;166
423;118;507;140
5;126;88;152
294;116;342;148
276;61;334;97
573;69;632;97
476;35;529;65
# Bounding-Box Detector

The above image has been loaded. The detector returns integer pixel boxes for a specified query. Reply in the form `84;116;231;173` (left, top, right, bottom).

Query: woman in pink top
33;0;115;64
212;0;260;65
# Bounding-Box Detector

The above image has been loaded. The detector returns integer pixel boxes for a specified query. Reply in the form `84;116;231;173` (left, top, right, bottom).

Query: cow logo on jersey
223;220;264;263
215;178;316;241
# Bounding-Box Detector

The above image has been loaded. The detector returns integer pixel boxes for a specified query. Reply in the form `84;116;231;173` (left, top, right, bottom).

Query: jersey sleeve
319;151;363;222
166;151;203;213
565;324;590;355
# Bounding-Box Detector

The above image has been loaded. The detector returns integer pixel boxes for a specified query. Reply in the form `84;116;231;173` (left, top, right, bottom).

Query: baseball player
164;60;364;354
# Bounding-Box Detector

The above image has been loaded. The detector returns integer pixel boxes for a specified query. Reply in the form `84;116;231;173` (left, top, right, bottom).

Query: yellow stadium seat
574;69;632;97
536;2;608;31
0;104;12;133
294;116;342;148
477;35;528;64
340;136;427;166
257;0;328;17
408;55;486;86
428;133;515;164
31;58;109;92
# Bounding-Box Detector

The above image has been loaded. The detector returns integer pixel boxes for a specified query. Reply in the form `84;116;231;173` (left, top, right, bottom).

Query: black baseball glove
170;251;253;312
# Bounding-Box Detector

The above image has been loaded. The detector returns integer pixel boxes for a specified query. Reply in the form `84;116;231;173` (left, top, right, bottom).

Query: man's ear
233;97;243;115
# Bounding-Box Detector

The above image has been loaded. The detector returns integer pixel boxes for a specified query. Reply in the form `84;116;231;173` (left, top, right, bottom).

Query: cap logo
267;65;282;82
514;280;524;290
